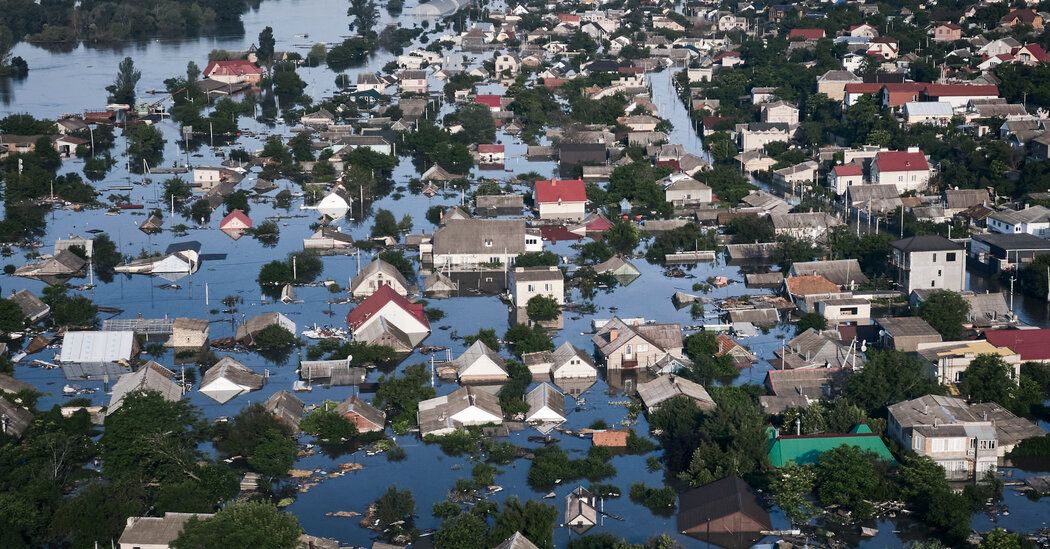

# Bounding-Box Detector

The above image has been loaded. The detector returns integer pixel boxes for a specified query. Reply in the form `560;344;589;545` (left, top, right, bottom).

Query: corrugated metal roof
59;331;135;363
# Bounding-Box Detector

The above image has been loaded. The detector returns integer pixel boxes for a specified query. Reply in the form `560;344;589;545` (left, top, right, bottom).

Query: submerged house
767;424;895;467
0;396;33;438
107;361;182;416
451;340;509;384
677;476;772;548
199;357;264;404
265;390;306;432
350;258;411;298
565;486;598;533
235;312;296;345
114;242;202;282
417;386;504;436
592;317;684;370
14;249;86;280
165;317;209;350
346;285;431;351
335;395;386;433
525;382;566;430
637;374;717;413
9;289;50;323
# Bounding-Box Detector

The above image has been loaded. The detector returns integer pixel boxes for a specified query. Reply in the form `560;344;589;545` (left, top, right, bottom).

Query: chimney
609;329;618;341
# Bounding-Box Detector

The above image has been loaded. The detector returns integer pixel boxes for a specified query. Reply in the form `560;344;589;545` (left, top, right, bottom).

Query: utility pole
292;255;298;281
205;282;209;306
1009;275;1015;315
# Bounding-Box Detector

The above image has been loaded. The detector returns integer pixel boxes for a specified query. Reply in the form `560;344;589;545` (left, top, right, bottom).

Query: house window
544;283;551;291
931;280;936;287
527;284;534;292
625;345;633;356
946;253;956;262
484;239;493;247
937;269;942;276
842;307;858;315
638;344;649;352
933;253;937;262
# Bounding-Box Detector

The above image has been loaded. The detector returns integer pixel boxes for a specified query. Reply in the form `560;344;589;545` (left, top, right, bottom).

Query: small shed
265;390;305;432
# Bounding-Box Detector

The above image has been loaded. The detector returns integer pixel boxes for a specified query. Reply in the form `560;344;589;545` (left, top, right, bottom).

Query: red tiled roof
618;66;645;74
542;78;568;90
937;23;962;30
843;83;884;94
346;285;429;331
204;60;263;77
535;178;586;204
1015;44;1050;62
585;214;613;232
475;94;503;109
220;209;252;229
477;144;505;153
833;164;863;177
788;28;825;41
558;13;581;23
593;430;628;447
923;84;999;97
785;275;840;296
875;150;930;172
984;329;1050;361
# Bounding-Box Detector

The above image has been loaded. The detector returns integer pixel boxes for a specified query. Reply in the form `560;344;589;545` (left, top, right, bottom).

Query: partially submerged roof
637;374;716;411
767;424;895;467
108;361;182;415
59;331;136;363
118;512;214;548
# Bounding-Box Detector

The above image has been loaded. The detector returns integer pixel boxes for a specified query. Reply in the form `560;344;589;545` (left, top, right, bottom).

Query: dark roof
677;476;771;544
165;241;202;254
973;232;1050;251
890;235;963;253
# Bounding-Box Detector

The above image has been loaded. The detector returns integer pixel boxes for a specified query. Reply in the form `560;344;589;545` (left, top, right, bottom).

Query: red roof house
833;164;863;177
475;94;504;110
219;209;252;231
203;60;264;85
788;28;826;41
346;285;430;350
535;178;587;220
984;329;1050;362
477;144;505;164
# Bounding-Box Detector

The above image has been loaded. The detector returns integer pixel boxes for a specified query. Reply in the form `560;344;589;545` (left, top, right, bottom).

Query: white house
828;164;865;195
349;258;411;298
988;205;1050;237
346;285;431;350
662;173;712;206
890;235;966;293
199;357;263;404
870;149;931;193
550;341;597;380
511;266;565;308
535;178;587;220
451;340;509;384
315;185;353;218
417;386;503;436
525;383;566;426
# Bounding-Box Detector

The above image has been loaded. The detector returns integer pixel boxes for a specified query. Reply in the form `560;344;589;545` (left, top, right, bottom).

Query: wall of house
872;166;931;193
539;201;587;220
902;249;966;293
513;278;565;307
603;335;666;370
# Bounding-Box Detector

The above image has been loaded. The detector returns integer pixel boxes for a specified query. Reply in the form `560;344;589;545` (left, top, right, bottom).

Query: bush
527;446;616;490
300;405;358;442
525;295;560;322
252;325;297;349
629;483;677;516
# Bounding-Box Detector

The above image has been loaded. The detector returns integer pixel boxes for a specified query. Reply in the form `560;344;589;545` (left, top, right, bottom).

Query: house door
625;344;633;358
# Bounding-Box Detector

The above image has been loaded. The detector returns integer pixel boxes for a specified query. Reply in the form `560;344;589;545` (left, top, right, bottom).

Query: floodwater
2;1;1049;547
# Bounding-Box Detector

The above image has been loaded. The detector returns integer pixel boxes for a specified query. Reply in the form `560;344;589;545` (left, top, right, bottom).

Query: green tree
489;498;559;549
526;295;560;322
372;208;399;238
435;512;488;549
374;364;437;429
795;312;827;334
463;329;501;352
980;529;1026;549
299;405;359;442
377;250;415;280
770;464;817;525
727;215;775;244
844;349;943;415
959;354;1016;407
0;298;27;332
163;177;192;205
683;332;738;385
252;325;297;349
125;123;166;172
374;486;415;542
504;323;554;356
106;57;141;105
223;190;251;214
917;290;970;340
172;501;302;549
42;285;98;328
514;251;559;268
814;445;891;519
213;404;297;476
256;27;276;65
606;220;640;255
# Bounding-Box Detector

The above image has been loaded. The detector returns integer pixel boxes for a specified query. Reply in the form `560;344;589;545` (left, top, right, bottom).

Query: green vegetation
628;483;677;516
683;332;738;385
504;323;554;356
42;285;98;328
372;486;415;543
645;223;717;263
299;404;359;443
0;297;26;332
916;290;970;340
213;404;297;477
463;329;501;352
374;364;436;432
515;251;560;268
252;325;297;350
106;57;140;105
257;252;324;297
525;295;560;322
172;501;302;549
498;360;532;416
795;312;827;334
527;445;616;490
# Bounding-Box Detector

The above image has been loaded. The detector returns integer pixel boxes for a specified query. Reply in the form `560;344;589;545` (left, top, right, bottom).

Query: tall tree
106;57;141;106
173;501;302;549
917;290;970;340
256;26;275;65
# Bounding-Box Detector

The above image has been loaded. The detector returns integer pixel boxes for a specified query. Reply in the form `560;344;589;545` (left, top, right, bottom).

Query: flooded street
2;1;1049;547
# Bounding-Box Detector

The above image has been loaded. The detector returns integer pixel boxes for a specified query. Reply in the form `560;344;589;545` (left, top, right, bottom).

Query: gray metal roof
59;331;135;363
